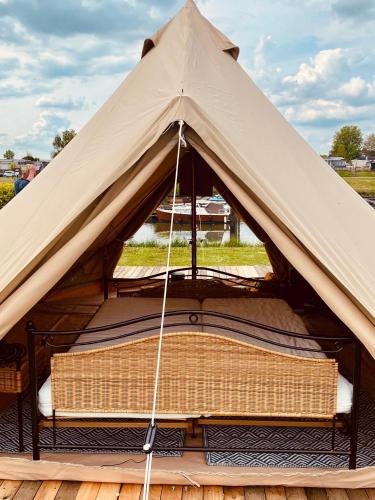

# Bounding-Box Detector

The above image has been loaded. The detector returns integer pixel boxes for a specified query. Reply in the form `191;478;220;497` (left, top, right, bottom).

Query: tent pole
26;321;40;460
102;246;109;300
349;339;362;469
191;152;197;280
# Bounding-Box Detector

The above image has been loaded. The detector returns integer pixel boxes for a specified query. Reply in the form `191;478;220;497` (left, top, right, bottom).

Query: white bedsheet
202;298;353;414
38;297;352;417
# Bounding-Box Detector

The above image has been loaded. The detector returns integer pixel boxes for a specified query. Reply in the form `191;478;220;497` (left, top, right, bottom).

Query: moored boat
156;201;230;223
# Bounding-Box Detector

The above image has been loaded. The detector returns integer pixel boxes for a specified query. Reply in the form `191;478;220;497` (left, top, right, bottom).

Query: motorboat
156;201;230;223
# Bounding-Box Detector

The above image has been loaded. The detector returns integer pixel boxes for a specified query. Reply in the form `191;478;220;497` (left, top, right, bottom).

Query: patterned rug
204;394;375;468
0;398;184;456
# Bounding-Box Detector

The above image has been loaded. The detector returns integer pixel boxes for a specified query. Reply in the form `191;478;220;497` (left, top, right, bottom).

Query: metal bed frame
26;308;361;469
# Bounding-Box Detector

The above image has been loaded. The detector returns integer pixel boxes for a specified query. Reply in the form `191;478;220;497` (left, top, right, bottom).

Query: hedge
0;183;15;209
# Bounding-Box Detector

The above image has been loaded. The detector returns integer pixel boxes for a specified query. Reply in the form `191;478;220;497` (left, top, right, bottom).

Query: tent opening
0;140;372;478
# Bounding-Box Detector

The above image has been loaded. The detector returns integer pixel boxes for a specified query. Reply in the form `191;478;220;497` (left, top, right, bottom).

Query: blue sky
0;0;374;158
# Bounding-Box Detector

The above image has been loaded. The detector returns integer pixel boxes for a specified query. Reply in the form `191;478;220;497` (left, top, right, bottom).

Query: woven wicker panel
0;344;50;393
51;333;338;419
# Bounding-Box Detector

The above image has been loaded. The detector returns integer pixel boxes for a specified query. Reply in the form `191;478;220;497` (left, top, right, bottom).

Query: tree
3;149;15;160
9;162;17;171
52;129;76;158
363;133;375;157
330;125;363;163
22;153;39;161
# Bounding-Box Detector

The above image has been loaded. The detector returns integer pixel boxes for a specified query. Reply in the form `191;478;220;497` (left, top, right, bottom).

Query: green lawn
118;245;270;267
338;170;375;177
343;176;375;196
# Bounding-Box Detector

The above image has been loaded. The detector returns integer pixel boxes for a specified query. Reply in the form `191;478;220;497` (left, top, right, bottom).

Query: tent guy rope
142;120;186;500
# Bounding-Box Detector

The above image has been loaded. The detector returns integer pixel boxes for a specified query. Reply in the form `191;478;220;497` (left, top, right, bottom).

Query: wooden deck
114;265;271;279
0;482;374;500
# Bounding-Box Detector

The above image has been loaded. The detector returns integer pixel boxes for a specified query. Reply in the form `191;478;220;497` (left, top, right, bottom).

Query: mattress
38;297;352;418
202;298;353;414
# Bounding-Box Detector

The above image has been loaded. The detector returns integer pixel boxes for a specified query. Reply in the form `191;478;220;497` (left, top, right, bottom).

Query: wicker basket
0;344;50;394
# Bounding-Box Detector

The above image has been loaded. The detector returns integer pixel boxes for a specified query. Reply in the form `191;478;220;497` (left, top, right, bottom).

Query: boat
156;201;230;223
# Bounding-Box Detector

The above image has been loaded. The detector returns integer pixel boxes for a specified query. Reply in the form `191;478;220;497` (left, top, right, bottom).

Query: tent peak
183;0;198;8
141;0;239;60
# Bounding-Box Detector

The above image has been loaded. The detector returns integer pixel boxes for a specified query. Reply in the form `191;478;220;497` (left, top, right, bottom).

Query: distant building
359;155;375;171
325;157;347;170
352;159;372;171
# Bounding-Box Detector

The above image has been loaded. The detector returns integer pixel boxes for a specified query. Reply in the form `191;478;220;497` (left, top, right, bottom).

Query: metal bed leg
52;410;57;447
331;416;336;452
27;322;40;461
349;341;362;470
17;393;24;452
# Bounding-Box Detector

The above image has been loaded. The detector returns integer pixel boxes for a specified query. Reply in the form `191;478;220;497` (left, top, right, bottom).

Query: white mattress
38;297;352;418
202;298;353;414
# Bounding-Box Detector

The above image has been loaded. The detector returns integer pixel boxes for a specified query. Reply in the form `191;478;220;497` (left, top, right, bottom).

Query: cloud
283;98;374;126
13;111;70;156
35;95;86;110
332;0;375;20
338;76;375;104
0;77;52;99
283;48;349;87
253;35;272;79
0;0;177;38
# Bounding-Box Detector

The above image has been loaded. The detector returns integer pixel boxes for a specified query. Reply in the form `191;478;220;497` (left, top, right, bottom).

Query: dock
1;481;374;500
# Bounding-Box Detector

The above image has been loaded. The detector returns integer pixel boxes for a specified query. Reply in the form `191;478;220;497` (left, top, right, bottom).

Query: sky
0;0;374;159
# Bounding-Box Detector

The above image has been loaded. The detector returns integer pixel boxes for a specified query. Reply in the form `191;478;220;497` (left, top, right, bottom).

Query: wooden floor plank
2;483;374;500
204;486;224;500
0;481;22;500
346;490;371;500
245;487;266;500
161;486;183;500
286;488;308;500
326;489;350;500
119;484;142;500
34;481;62;500
306;489;328;500
96;482;122;500
182;486;204;500
224;487;245;500
55;481;82;500
76;482;101;500
14;481;42;500
13;481;42;500
148;486;163;500
265;487;287;500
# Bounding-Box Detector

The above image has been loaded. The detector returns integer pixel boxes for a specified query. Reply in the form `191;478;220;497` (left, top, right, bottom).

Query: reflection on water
129;222;260;245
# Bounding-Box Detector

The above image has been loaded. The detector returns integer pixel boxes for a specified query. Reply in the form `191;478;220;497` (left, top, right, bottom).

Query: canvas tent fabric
1;0;375;486
0;0;374;354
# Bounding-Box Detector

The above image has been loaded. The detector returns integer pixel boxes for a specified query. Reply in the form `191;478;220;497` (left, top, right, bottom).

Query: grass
125;238;253;248
336;170;375;195
338;170;375;177
343;177;375;196
118;244;269;267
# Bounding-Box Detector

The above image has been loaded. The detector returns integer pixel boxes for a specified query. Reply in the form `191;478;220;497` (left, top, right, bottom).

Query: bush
0;183;14;209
